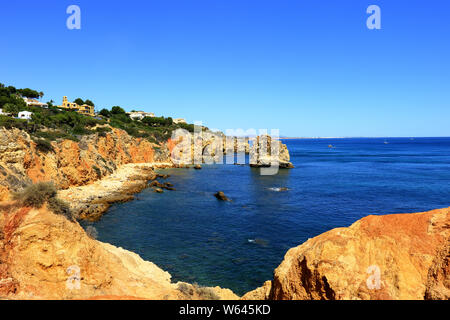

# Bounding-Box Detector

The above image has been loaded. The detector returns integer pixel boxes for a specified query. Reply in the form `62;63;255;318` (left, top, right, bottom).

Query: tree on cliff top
99;108;111;118
111;106;126;114
2;103;20;116
74;98;84;105
17;88;40;99
84;99;95;107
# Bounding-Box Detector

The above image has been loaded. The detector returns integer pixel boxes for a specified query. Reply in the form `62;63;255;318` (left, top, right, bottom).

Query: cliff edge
0;203;238;300
243;207;449;300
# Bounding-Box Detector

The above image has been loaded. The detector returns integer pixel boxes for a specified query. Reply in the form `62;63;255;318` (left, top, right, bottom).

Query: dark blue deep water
84;138;450;295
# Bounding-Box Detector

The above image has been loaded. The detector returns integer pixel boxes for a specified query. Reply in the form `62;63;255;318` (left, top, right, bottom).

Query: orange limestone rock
243;207;449;300
0;204;238;300
0;127;166;199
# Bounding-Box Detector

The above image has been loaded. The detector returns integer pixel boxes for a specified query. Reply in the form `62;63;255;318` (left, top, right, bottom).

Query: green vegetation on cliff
0;82;196;146
12;182;74;221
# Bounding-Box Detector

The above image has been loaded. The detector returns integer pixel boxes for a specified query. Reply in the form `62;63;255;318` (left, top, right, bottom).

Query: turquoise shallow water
83;138;450;295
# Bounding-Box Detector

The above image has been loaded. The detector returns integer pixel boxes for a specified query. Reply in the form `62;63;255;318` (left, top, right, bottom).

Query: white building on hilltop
23;97;48;108
18;111;33;120
127;111;155;121
173;118;187;124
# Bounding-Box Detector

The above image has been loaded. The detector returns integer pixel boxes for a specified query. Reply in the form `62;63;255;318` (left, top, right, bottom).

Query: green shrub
13;182;57;208
194;284;220;300
111;106;126;114
178;122;195;133
177;283;194;296
72;124;90;135
177;283;220;300
85;226;98;239
33;130;79;142
2;103;19;115
95;126;112;134
0;115;28;130
95;126;112;138
12;182;74;221
33;138;54;153
47;197;74;221
99;108;111;118
92;165;101;178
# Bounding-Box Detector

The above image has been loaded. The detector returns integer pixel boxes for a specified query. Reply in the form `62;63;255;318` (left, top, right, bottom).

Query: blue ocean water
84;138;450;295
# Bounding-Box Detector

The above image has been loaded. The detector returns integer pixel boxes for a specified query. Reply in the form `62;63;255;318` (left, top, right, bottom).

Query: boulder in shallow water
153;187;164;193
149;180;164;188
214;191;229;201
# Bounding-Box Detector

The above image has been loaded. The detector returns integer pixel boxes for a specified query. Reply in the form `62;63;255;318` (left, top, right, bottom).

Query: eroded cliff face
169;131;292;168
249;135;293;169
0;204;238;300
0;127;171;201
243;207;449;300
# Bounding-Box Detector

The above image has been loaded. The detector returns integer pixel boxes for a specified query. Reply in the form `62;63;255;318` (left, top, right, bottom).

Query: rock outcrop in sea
242;207;449;300
214;191;230;201
250;135;294;169
169;130;293;168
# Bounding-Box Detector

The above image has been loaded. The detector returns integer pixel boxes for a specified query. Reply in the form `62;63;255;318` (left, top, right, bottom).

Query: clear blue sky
1;0;449;137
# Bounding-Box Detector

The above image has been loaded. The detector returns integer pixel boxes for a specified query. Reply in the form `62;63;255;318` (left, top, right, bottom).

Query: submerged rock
149;181;164;188
150;181;174;191
248;238;269;247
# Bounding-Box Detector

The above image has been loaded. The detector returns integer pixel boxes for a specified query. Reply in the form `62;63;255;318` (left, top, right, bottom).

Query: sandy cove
58;162;173;221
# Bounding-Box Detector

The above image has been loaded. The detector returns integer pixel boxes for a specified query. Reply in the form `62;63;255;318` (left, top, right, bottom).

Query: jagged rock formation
0;203;238;300
250;135;294;169
0;127;169;202
243;207;449;300
169;130;291;168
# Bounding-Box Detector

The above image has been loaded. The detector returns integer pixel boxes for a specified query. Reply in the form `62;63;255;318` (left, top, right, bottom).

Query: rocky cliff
169;130;293;168
0;203;238;300
250;135;294;169
0;127;240;300
243;207;449;300
0;127;170;202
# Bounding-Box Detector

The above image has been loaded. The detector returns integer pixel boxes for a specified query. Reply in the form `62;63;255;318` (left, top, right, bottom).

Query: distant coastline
279;136;448;139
